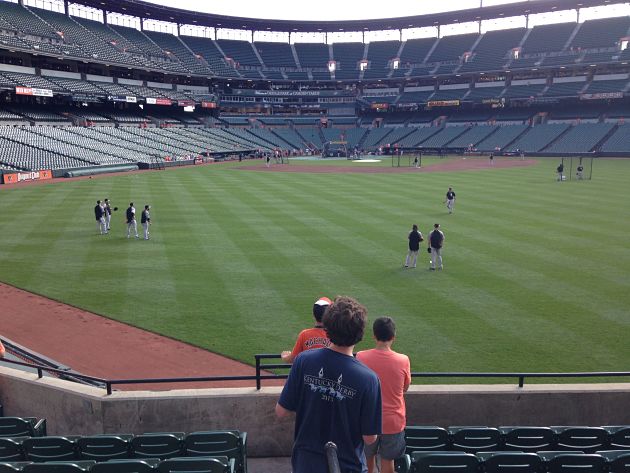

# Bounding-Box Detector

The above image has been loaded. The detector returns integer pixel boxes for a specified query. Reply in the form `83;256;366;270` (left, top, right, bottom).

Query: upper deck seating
294;43;329;68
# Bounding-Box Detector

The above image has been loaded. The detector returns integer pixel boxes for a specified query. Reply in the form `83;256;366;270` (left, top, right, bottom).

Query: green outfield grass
0;156;628;380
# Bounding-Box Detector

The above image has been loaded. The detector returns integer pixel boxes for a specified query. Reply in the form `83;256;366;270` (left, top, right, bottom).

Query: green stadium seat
0;462;31;472
183;431;246;473
597;451;630;473
604;427;630;450
404;427;450;454
394;454;411;473
0;419;46;438
158;456;234;473
77;435;131;461
545;454;606;473
0;438;27;462
552;428;608;453
448;427;502;452
22;437;78;462
22;460;95;472
411;451;480;473
91;458;159;473
499;427;556;452
131;434;184;460
478;452;544;473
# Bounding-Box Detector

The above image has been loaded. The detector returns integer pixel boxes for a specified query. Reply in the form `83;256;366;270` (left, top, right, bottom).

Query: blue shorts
364;431;406;460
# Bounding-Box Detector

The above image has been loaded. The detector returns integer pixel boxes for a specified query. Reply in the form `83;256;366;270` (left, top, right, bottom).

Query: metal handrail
2;354;629;394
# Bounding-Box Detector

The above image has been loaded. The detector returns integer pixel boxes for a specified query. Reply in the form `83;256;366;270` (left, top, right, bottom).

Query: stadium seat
499;427;556;451
23;437;78;462
157;456;234;473
404;427;450;454
604;426;630;449
0;438;26;462
21;461;95;473
545;454;607;473
478;452;544;473
0;418;46;438
448;427;502;452
77;435;131;461
131;434;184;459
0;463;31;473
183;431;246;473
395;454;411;473
596;451;630;473
91;458;160;473
552;427;608;453
411;451;480;473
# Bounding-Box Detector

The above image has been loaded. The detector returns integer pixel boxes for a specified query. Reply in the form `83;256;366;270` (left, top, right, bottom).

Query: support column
525;14;529;29
140;19;144;31
177;23;181;36
63;0;69;15
576;8;580;24
437;25;441;38
103;10;108;25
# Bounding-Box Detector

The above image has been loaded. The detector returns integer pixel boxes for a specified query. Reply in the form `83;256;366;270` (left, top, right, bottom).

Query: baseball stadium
0;0;629;471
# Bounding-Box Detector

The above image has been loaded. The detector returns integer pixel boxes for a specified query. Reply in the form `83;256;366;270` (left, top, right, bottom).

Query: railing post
518;376;524;388
106;382;112;395
37;367;43;379
255;355;261;390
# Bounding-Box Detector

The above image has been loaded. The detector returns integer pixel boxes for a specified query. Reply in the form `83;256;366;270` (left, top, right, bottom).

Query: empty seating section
269;128;303;148
502;84;546;99
465;86;505;101
431;88;467;101
180;36;239;77
544;81;587;97
545;122;615;153
396;127;440;147
601;124;630;152
254;42;295;68
296;128;324;148
571;17;630;49
0;72;63;91
34;9;128;64
217;40;261;67
400;38;436;65
360;128;391;149
366;40;399;75
476;124;528;151
521;23;576;54
584;79;629;94
399;90;435;104
426;33;478;63
143;31;208;75
460;29;525;73
507;123;570;152
294;43;329;68
421;126;467;147
0;2;58;39
332;42;364;78
449;125;498;147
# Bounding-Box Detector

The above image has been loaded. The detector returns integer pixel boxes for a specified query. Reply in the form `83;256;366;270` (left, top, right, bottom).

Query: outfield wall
1;366;629;456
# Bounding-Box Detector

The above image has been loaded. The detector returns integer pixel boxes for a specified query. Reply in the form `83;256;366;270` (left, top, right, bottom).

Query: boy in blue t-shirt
276;296;382;473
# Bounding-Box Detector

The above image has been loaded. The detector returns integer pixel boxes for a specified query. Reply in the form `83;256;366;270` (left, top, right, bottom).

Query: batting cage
559;156;594;181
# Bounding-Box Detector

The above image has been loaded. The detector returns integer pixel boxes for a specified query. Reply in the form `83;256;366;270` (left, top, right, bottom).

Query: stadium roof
82;0;627;32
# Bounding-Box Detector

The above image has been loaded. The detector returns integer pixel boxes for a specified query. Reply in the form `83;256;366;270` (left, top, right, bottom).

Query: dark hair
322;296;367;347
96;200;100;204
412;224;418;231
373;317;396;342
130;203;133;206
145;205;150;210
434;223;440;229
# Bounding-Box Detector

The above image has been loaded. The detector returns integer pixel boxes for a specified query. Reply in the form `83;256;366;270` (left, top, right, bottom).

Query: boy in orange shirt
357;317;411;473
281;296;332;363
